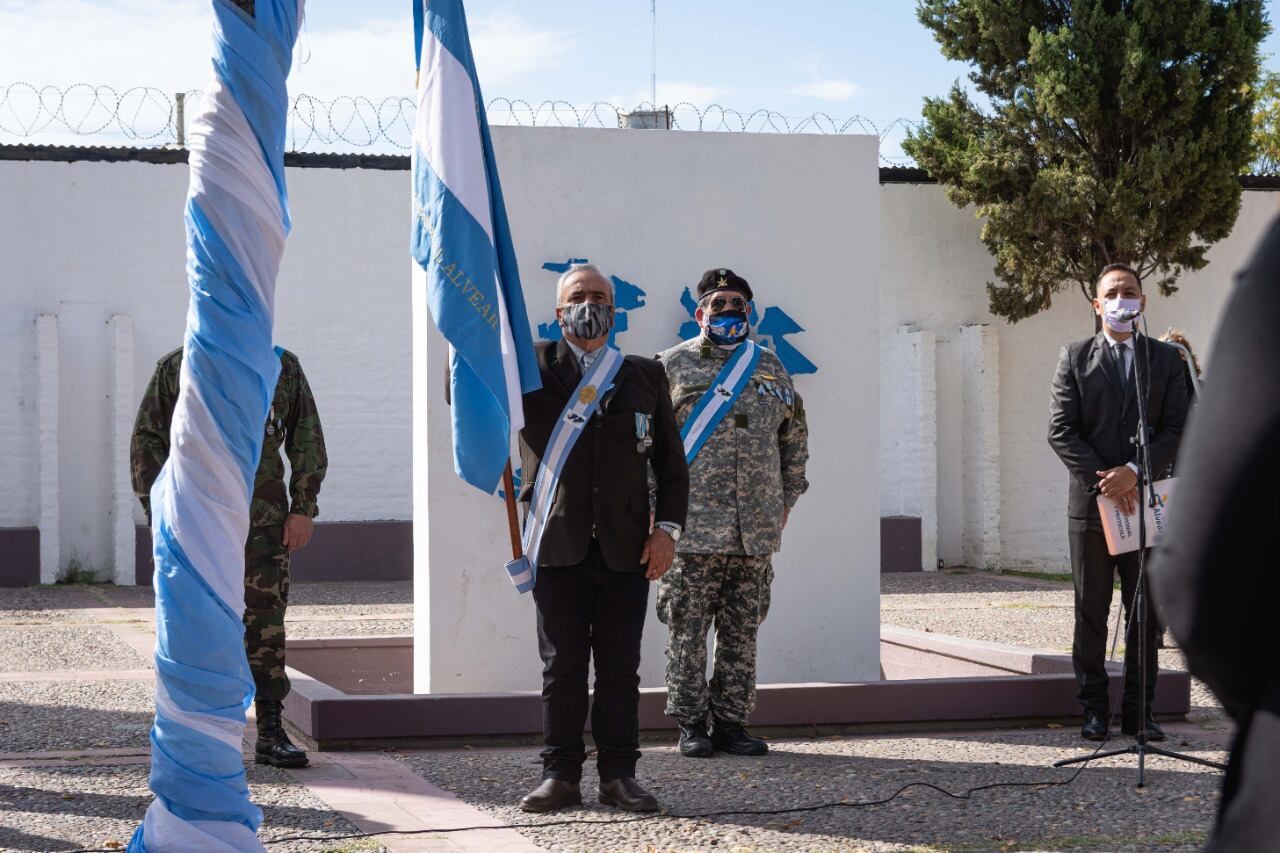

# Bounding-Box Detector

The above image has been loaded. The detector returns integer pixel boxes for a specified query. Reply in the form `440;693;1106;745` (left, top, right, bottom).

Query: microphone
1115;308;1142;323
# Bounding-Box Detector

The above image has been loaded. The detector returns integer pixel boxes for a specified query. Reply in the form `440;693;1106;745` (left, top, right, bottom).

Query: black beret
696;268;753;303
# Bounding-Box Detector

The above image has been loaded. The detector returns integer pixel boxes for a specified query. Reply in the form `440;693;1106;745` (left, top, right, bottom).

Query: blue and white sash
506;346;625;593
680;340;762;464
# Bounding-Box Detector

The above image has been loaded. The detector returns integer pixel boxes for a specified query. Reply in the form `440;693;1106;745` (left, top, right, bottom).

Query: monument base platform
280;626;1190;750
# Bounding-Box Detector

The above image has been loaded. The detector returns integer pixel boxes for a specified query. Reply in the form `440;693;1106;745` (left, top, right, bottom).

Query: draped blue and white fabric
130;2;301;850
411;0;541;495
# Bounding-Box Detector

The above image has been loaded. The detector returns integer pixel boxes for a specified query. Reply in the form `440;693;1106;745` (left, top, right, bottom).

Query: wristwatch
655;521;682;542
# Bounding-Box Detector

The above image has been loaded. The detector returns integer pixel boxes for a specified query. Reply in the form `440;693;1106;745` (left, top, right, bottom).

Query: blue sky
3;0;1279;156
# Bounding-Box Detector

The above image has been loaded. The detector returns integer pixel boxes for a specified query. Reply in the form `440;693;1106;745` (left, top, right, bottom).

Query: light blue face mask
704;310;750;345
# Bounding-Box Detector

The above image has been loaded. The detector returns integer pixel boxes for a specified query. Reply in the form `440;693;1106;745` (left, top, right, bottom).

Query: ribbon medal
635;412;653;453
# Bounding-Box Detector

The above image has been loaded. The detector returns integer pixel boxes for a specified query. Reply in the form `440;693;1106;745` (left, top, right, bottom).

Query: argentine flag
412;0;541;493
129;1;301;850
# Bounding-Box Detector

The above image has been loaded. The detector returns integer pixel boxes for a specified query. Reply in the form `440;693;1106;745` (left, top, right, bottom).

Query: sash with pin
680;340;762;464
505;346;625;593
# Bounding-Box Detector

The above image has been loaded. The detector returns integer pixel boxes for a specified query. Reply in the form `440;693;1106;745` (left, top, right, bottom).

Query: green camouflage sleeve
130;354;181;521
779;386;810;510
283;358;328;518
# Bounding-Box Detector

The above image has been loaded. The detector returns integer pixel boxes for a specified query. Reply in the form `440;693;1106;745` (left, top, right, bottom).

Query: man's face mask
1101;297;1142;333
559;301;614;341
700;293;751;345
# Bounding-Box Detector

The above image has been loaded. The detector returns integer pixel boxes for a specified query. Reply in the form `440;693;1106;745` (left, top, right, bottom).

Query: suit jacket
1150;214;1280;851
1048;331;1190;527
518;340;689;571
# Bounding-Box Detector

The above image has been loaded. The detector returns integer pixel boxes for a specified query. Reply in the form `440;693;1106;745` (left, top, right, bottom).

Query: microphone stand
1054;318;1225;787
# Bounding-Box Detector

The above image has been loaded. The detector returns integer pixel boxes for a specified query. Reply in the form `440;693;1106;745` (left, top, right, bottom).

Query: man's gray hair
556;263;613;304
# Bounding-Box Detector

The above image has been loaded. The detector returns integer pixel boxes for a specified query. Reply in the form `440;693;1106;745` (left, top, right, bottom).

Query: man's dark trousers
532;539;649;783
1070;523;1159;719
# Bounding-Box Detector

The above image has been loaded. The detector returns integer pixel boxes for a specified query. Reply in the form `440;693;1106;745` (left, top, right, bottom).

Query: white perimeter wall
3;142;1277;583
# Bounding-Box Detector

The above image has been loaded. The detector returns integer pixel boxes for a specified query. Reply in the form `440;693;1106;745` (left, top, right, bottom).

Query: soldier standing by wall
131;346;327;768
656;268;809;757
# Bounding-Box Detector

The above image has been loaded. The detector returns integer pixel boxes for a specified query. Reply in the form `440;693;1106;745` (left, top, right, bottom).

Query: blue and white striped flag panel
411;0;541;495
131;1;302;850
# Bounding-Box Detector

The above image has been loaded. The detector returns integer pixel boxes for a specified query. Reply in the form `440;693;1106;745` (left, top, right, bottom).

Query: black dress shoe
598;776;659;813
1122;713;1166;742
1080;711;1110;742
519;778;581;813
678;719;714;757
711;719;768;756
254;700;309;768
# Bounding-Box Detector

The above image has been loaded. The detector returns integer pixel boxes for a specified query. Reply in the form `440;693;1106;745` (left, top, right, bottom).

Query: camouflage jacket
657;336;809;556
130;347;328;528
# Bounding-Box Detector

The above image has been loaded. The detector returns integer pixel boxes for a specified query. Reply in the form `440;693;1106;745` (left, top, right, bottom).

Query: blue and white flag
130;1;301;851
412;0;541;494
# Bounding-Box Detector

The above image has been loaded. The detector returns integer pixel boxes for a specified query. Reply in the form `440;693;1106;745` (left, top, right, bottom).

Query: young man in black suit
1048;263;1190;742
516;264;689;814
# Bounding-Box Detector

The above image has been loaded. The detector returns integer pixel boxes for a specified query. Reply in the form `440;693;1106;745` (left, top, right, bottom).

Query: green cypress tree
904;1;1267;322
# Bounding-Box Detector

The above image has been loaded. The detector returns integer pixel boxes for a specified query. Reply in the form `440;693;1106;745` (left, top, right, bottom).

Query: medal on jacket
635;412;653;453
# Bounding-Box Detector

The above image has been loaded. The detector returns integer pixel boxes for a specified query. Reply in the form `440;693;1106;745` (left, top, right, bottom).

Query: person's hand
640;528;676;580
283;514;314;551
1115;488;1140;516
1095;466;1138;499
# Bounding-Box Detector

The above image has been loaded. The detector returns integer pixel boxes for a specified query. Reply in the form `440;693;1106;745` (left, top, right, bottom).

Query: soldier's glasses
703;295;748;312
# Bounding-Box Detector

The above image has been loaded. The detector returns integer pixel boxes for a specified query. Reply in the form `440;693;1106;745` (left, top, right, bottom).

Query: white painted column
109;315;136;585
912;328;938;572
960;323;1001;569
879;326;938;572
410;261;434;693
36;314;60;584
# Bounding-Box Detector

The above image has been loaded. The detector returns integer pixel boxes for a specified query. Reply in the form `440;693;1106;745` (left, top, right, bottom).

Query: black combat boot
711;718;768;756
678;718;714;757
255;699;309;768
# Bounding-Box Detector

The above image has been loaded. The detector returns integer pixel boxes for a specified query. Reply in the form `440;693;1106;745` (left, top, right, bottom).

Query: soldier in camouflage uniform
131;346;327;768
656;268;809;757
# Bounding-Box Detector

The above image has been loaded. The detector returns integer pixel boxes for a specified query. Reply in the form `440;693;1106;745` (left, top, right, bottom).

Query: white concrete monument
413;127;881;693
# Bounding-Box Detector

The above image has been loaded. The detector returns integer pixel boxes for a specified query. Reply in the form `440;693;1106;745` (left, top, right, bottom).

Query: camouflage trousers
656;554;773;725
244;525;291;703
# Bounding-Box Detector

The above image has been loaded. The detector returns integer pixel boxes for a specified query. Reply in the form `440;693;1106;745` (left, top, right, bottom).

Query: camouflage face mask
559;301;615;340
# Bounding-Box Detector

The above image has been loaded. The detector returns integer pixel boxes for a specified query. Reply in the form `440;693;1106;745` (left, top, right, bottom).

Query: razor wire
0;83;921;165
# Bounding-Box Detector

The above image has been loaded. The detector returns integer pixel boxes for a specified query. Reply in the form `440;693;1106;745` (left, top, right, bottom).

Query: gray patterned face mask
559;301;615;340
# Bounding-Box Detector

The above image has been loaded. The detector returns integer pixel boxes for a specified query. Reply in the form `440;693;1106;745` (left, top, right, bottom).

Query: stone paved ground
0;571;1233;852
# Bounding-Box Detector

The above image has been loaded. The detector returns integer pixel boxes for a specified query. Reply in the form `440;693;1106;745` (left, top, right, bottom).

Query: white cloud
0;1;570;98
789;78;860;102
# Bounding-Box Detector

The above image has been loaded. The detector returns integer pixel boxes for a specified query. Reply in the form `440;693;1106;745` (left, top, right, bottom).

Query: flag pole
502;461;523;560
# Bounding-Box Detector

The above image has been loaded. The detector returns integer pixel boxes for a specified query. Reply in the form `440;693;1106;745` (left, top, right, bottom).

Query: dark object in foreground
1152;213;1280;852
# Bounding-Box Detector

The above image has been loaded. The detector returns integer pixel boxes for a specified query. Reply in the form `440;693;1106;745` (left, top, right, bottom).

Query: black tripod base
1054;740;1227;788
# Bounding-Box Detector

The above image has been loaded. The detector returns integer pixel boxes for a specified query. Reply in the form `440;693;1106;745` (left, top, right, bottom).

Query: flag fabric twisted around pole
130;1;302;850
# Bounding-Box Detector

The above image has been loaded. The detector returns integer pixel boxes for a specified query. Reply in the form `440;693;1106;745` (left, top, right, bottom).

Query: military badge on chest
635;413;654;454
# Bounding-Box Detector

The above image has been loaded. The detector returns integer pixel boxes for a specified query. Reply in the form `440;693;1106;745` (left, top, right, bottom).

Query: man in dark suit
1048;263;1190;742
1152;216;1280;851
516;263;689;814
